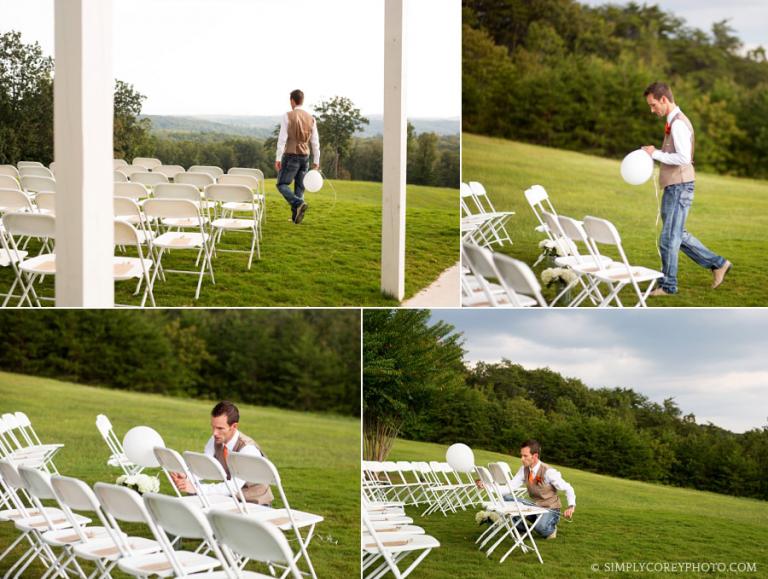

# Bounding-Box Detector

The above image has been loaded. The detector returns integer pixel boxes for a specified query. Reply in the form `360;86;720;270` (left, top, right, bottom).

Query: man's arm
275;113;289;171
650;119;692;166
545;467;576;518
310;120;320;169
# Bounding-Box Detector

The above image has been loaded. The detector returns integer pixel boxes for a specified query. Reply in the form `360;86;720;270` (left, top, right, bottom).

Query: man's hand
475;479;485;489
169;472;195;494
641;145;656;156
312;163;319;170
275;160;281;172
563;505;575;519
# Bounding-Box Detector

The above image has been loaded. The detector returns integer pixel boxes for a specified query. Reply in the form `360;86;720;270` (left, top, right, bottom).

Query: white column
381;0;407;300
54;0;114;307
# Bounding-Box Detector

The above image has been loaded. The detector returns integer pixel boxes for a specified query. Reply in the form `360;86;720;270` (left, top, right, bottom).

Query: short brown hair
643;82;674;102
211;401;239;425
521;439;541;457
290;89;304;105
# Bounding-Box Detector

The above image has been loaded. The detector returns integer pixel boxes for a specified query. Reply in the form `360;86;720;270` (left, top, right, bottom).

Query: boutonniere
534;474;543;485
664;122;671;135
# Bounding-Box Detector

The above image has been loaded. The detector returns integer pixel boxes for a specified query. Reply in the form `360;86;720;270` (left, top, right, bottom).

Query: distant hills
143;114;460;138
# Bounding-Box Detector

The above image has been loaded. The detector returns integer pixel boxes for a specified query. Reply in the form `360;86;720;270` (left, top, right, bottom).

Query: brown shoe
545;528;557;540
649;287;672;297
712;260;732;289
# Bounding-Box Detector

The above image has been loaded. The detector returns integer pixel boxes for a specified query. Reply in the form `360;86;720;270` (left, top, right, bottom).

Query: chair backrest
115;165;147;178
114;219;142;247
152;165;186;180
205;184;253;204
17;161;43;168
175;172;215;190
0;165;20;179
226;452;278;487
0;459;25;490
208;510;301;578
94;482;153;524
583;215;621;247
113;170;128;182
492;253;548;307
227;167;264;179
18;465;56;500
523;184;549;207
0;175;21;191
52;475;104;513
217;174;259;190
557;214;605;267
3;212;56;238
114;196;143;221
189;165;223;178
144;493;213;540
35;191;56;214
113;159;129;169
461;241;503;306
143;198;200;220
153;446;194;484
130;172;168;187
21;175;56;194
114;182;149;200
541;210;577;257
19;165;53;179
153;183;201;202
468;181;498;213
95;414;114;440
0;188;33;212
132;157;162;170
182;451;227;483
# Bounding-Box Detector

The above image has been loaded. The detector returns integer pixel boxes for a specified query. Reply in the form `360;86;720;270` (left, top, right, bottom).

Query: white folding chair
95;415;143;476
113;159;129;169
114;220;156;307
227;453;323;579
0;176;22;191
116;165;148;178
0;190;31;300
206;184;261;269
114;182;150;202
132;157;162;171
130;171;169;188
151;165;186;181
34;191;55;215
152;447;231;510
467;181;514;245
17;161;44;168
20;175;55;195
215;175;265;224
582;215;664;307
19;166;53;179
113;170;128;183
0;413;62;474
462;242;533;307
142;198;215;300
460;183;502;248
524;184;561;265
189;165;223;178
492;253;549;307
0;165;21;179
51;475;161;579
1;212;56;307
208;509;303;579
362;510;439;579
175;171;216;191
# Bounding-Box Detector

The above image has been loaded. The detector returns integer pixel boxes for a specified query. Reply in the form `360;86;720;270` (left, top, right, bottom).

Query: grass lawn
0;178;458;306
0;373;360;577
384;438;768;579
462;133;768;306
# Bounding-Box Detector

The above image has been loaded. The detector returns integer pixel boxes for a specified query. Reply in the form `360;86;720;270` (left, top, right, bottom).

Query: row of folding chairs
0;412;62;476
362;460;484;517
362;496;440;579
0;459;306;578
460;181;514;248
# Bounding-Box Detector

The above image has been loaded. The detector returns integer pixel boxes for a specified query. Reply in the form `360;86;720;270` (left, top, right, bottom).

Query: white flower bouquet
116;473;160;495
475;510;501;525
538;239;567;257
541;267;577;288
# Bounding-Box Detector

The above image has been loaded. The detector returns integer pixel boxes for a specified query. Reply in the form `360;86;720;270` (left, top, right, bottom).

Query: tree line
0;30;458;188
363;310;768;501
0;310;360;417
463;0;768;179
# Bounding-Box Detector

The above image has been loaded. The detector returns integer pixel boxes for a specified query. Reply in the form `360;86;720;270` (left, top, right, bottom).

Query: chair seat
238;507;323;530
153;231;209;249
0;506;63;523
362;532;440;554
118;550;221;578
555;255;612;269
19;253;56;275
590;265;664;283
161;216;209;228
74;535;160;561
113;256;153;281
368;524;425;535
211;217;255;230
0;248;28;266
42;525;112;547
15;511;90;532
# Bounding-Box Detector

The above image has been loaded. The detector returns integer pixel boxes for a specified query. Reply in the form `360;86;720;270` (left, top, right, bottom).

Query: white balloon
123;426;165;468
620;149;654;185
445;443;475;473
303;169;323;192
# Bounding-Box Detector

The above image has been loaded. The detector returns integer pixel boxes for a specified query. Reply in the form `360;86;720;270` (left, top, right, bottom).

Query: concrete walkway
402;263;460;307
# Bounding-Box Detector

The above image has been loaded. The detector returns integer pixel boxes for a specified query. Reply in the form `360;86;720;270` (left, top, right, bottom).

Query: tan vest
659;110;696;189
214;431;274;505
284;108;315;156
524;462;562;510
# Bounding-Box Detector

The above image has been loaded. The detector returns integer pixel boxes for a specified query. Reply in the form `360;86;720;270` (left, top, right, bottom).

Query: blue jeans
659;181;726;294
276;154;309;211
503;496;559;538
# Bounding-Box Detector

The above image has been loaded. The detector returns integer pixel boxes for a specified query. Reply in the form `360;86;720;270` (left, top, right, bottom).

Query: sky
430;309;768;434
578;0;767;53
0;0;460;117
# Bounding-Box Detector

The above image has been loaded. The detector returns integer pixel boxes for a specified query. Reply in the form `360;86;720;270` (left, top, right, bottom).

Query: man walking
276;89;320;224
641;82;731;296
170;401;274;505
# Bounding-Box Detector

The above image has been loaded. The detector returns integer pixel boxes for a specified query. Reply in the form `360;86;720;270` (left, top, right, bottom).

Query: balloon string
318;170;338;214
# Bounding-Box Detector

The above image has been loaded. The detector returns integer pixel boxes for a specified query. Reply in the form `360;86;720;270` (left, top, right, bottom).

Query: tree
113;80;154;160
314;96;368;178
362;309;465;460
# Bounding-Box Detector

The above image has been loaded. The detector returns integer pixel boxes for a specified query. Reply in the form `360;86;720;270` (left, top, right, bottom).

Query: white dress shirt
197;430;263;497
508;461;576;507
275;105;321;164
651;106;693;166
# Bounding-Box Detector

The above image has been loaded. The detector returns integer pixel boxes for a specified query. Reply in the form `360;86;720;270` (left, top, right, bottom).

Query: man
275;89;320;224
502;439;575;540
641;81;731;296
170;401;274;505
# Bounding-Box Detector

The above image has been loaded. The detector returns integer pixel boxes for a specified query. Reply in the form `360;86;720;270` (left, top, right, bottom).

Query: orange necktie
223;446;229;463
528;469;534;483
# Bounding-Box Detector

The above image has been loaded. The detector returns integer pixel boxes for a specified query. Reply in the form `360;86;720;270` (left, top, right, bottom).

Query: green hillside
0;373;360;577
0;179;458;306
462;133;768;306
385;438;768;578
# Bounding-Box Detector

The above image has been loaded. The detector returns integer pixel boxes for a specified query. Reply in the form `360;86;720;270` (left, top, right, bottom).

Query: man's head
290;89;304;108
520;439;541;468
210;401;239;445
644;82;675;118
